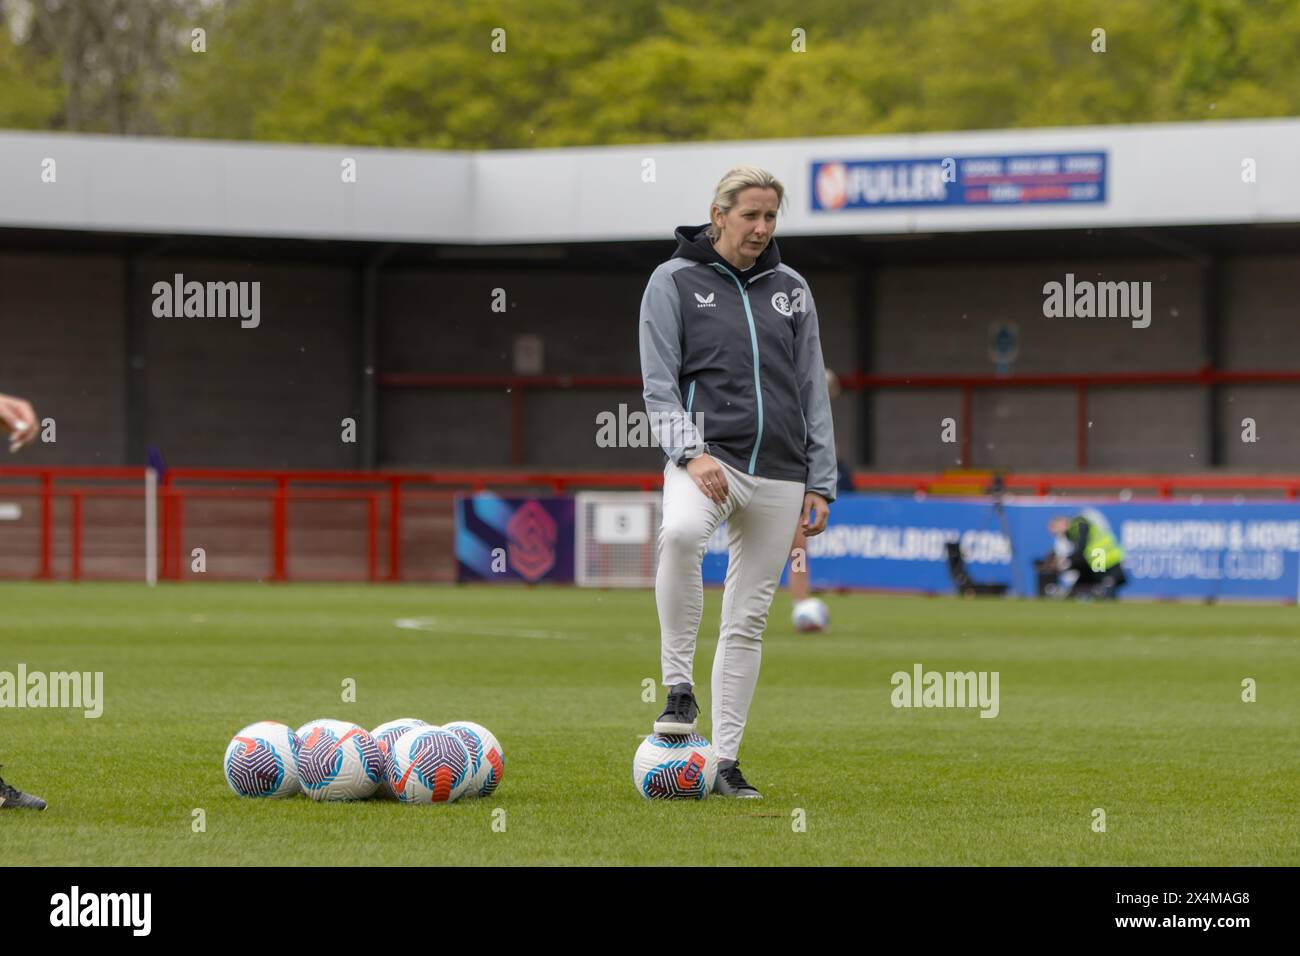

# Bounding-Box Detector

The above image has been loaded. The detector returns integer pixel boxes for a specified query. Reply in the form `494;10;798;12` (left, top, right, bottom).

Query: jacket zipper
709;264;774;475
685;379;696;413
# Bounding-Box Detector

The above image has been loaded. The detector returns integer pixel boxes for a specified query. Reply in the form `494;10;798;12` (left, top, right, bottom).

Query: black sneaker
713;760;762;799
653;683;699;735
0;765;47;810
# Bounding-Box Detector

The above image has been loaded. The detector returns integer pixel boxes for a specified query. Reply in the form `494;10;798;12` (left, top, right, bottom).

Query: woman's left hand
800;492;829;536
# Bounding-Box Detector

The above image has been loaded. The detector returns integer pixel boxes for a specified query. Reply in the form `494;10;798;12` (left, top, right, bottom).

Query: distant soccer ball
388;726;473;804
443;721;505;798
792;597;830;633
370;718;431;798
632;733;717;800
224;721;301;798
294;718;384;802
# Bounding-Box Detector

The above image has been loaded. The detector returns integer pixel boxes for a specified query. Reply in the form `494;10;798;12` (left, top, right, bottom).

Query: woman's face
712;186;779;265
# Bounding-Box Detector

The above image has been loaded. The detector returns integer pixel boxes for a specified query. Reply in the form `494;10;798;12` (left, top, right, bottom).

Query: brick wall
3;248;1300;474
0;252;127;464
871;258;1210;471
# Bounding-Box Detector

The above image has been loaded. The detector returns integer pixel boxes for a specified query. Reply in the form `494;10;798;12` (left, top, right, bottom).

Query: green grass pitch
1;581;1297;866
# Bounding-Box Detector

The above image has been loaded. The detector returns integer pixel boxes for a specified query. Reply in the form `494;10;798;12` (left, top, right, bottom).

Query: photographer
1038;509;1127;600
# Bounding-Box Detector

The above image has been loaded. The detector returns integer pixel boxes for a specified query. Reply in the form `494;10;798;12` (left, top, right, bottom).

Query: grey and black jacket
638;223;837;502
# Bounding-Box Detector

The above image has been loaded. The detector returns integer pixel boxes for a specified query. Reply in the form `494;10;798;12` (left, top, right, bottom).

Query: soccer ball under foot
633;733;717;800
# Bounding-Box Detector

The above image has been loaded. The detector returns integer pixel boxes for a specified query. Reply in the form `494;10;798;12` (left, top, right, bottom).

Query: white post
145;466;157;586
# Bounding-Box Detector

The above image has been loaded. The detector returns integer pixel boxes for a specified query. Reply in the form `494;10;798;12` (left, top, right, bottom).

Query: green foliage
160;0;356;141
4;0;203;134
0;19;60;128
4;0;1300;145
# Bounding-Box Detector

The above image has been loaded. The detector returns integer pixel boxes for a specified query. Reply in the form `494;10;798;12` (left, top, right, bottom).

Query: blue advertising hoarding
811;152;1106;211
701;495;1300;601
702;495;1014;592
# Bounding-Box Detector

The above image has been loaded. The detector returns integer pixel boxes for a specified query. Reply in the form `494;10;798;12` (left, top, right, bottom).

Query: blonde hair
706;166;787;241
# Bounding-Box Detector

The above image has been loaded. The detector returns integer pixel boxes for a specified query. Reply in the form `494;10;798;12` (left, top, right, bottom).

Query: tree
6;0;200;134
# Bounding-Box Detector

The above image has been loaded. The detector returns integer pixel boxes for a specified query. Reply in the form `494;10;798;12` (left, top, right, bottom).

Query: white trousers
656;457;805;761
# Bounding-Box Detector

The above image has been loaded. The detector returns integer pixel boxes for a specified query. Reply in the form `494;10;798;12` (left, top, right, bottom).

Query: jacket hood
672;223;781;280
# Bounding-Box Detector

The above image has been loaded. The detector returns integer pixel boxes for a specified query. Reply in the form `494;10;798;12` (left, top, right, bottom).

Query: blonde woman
638;166;837;798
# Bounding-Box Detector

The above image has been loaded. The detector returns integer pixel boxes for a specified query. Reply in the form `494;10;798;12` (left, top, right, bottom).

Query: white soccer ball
370;718;431;798
388;726;474;804
443;721;505;798
294;718;384;801
224;721;301;798
632;733;717;800
792;597;830;633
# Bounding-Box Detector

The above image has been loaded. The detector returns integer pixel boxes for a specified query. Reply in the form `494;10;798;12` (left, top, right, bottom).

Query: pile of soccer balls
223;717;504;803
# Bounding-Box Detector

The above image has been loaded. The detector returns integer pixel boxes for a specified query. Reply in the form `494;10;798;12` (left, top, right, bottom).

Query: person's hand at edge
0;393;38;453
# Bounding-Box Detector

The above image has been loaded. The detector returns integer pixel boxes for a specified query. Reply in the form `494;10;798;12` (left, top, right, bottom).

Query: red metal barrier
71;492;82;581
8;464;1300;582
0;467;145;580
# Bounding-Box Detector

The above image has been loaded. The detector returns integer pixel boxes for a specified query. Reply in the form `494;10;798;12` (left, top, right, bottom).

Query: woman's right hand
686;453;729;505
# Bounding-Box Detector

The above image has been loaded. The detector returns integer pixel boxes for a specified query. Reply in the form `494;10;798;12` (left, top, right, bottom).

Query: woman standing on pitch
638;166;837;798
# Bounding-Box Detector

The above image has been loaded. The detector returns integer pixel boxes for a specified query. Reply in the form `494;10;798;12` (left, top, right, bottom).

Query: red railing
0;466;676;582
381;367;1300;469
0;467;143;580
6;465;1300;582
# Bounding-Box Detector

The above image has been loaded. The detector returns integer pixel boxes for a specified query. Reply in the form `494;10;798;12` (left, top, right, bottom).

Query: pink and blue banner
455;495;575;583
